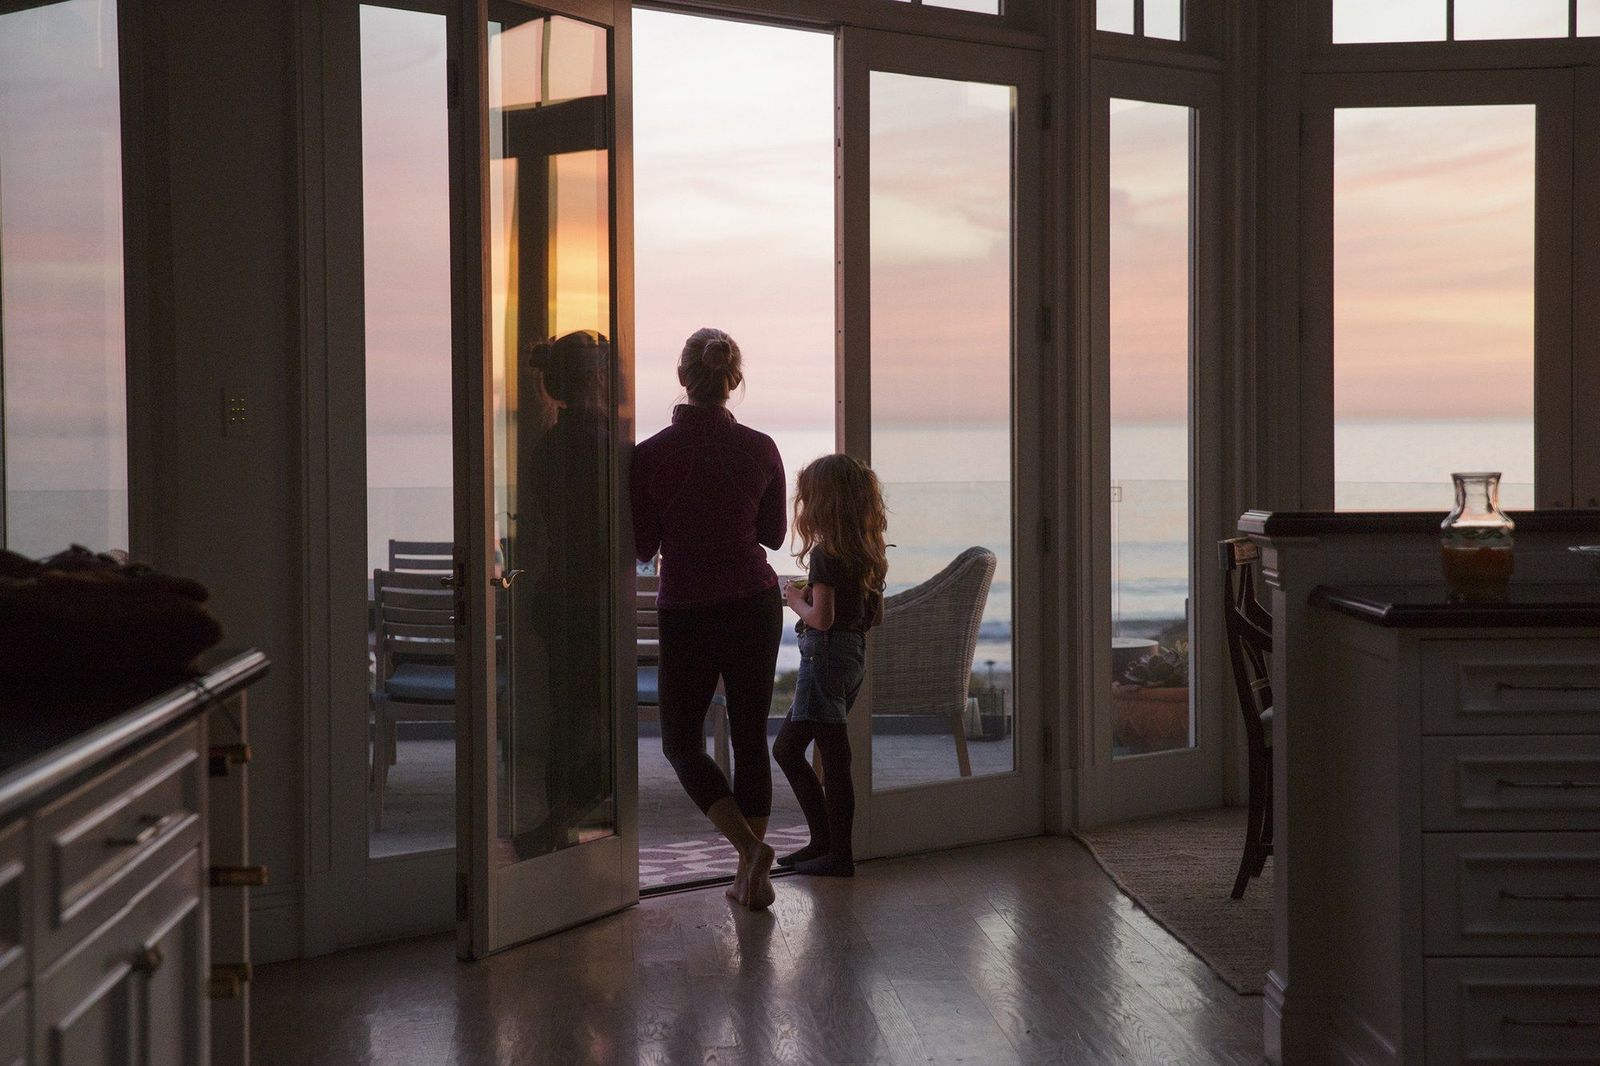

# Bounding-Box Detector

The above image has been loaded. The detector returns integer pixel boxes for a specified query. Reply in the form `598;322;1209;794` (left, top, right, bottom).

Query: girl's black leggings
773;717;854;862
657;587;782;817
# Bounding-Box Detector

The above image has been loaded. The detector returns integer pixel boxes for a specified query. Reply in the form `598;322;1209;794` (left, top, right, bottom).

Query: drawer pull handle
208;744;252;776
1495;778;1600;790
1502;1016;1600;1029
1499;890;1600;903
210;865;268;887
1494;682;1600;693
105;813;176;848
131;946;163;975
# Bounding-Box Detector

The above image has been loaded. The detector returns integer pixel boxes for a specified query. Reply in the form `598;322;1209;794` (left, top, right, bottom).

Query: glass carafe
1440;472;1514;603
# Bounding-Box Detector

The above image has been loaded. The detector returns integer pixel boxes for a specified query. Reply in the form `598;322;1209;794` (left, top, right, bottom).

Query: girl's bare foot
744;842;776;910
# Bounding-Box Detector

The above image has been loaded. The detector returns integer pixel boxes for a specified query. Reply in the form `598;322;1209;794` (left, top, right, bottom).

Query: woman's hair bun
679;327;743;404
702;337;731;370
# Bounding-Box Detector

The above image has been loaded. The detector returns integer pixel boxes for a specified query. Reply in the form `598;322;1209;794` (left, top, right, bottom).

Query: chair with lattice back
1220;536;1273;898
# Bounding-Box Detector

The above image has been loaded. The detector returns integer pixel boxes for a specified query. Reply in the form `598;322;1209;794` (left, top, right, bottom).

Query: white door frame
298;0;457;957
837;26;1048;858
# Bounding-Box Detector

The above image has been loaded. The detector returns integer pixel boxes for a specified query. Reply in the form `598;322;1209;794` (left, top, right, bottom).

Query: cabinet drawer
33;723;202;967
35;847;203;1066
1424;833;1600;956
1422;640;1600;735
0;823;24;1006
1424;737;1600;831
1427;958;1600;1065
0;987;24;1066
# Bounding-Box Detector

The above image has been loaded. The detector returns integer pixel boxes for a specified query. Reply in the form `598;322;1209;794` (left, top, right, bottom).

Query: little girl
774;454;888;877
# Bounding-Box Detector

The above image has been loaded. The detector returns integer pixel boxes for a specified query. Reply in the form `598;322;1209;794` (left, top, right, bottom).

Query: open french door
837;28;1047;858
449;0;637;957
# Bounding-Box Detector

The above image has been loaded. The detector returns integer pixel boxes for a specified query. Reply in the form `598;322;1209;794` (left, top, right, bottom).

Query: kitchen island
1241;511;1600;1065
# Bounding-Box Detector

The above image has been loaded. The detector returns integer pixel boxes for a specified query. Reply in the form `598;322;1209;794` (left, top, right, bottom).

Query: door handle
492;570;525;590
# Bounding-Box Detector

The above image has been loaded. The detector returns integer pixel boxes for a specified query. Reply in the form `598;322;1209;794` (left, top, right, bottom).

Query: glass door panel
488;8;614;861
1333;105;1536;510
867;70;1017;791
1108;98;1193;759
359;3;456;860
458;0;633;957
1088;61;1223;826
842;29;1042;858
0;0;128;554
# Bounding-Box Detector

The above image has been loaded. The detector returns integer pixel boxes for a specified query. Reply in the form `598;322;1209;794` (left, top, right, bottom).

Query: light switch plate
223;386;252;437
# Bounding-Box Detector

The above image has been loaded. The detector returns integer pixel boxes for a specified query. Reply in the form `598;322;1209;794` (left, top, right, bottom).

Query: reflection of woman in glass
631;328;785;909
519;330;611;856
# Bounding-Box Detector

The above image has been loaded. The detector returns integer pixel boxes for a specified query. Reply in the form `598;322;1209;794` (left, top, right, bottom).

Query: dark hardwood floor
253;837;1265;1064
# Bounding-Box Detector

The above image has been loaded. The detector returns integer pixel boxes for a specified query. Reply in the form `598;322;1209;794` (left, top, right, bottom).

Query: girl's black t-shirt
808;549;882;632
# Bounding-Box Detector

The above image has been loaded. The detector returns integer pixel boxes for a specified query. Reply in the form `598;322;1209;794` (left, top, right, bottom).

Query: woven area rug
1073;807;1272;994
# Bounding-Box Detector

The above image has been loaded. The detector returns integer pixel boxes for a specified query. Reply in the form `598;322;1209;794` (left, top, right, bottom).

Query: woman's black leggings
772;717;854;862
658;587;782;817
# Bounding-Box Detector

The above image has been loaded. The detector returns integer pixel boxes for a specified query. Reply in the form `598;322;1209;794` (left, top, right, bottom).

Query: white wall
133;0;306;964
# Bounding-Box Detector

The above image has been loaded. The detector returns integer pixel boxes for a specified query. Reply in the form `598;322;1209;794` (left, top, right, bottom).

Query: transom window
1333;0;1599;43
1097;0;1184;42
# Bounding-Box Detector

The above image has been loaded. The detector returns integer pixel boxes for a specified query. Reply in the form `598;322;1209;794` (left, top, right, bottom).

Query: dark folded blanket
0;546;223;704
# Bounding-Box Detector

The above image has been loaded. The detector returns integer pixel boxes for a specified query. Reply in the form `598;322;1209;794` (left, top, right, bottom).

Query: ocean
361;418;1538;669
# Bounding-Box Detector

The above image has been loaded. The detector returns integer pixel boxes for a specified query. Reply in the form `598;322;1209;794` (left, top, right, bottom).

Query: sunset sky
0;0;1564;549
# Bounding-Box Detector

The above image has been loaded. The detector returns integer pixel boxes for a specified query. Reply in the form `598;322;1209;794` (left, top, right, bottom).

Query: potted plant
1111;641;1190;753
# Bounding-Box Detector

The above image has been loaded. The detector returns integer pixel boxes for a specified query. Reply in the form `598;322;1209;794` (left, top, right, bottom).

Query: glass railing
1334;481;1534;512
871;479;1015;788
1110;478;1190;757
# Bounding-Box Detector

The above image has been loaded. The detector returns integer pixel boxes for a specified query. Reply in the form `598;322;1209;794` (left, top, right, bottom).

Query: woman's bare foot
725;853;749;904
743;842;776;910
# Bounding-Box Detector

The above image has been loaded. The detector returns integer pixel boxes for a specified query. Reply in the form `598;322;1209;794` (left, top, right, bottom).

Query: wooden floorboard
253;837;1265;1065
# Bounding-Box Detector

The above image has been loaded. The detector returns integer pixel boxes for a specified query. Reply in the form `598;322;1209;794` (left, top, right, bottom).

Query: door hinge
456;871;470;922
1038;305;1053;345
1041;725;1053;764
1039;514;1052;555
1297;306;1305;343
1040;92;1052;131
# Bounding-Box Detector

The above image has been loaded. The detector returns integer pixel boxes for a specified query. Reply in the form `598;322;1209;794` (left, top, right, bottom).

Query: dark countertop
1313;584;1600;628
1240;509;1600;538
0;649;269;821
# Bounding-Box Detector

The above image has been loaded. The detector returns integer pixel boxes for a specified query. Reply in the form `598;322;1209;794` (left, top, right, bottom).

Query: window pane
360;5;455;857
1146;0;1184;40
488;13;615;862
0;0;128;555
870;72;1015;790
1333;0;1446;43
1582;0;1600;35
1455;0;1568;39
1098;0;1135;34
1108;99;1193;758
927;0;1000;12
633;10;834;889
1333;107;1535;510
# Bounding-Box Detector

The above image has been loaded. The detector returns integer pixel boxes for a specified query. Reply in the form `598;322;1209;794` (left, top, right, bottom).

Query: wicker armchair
870;546;997;777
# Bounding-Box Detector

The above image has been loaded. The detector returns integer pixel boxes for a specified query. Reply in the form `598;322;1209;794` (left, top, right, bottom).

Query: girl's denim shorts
790;626;867;724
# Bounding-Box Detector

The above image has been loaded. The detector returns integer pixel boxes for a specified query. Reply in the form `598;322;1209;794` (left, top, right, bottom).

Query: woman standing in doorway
631;328;785;909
